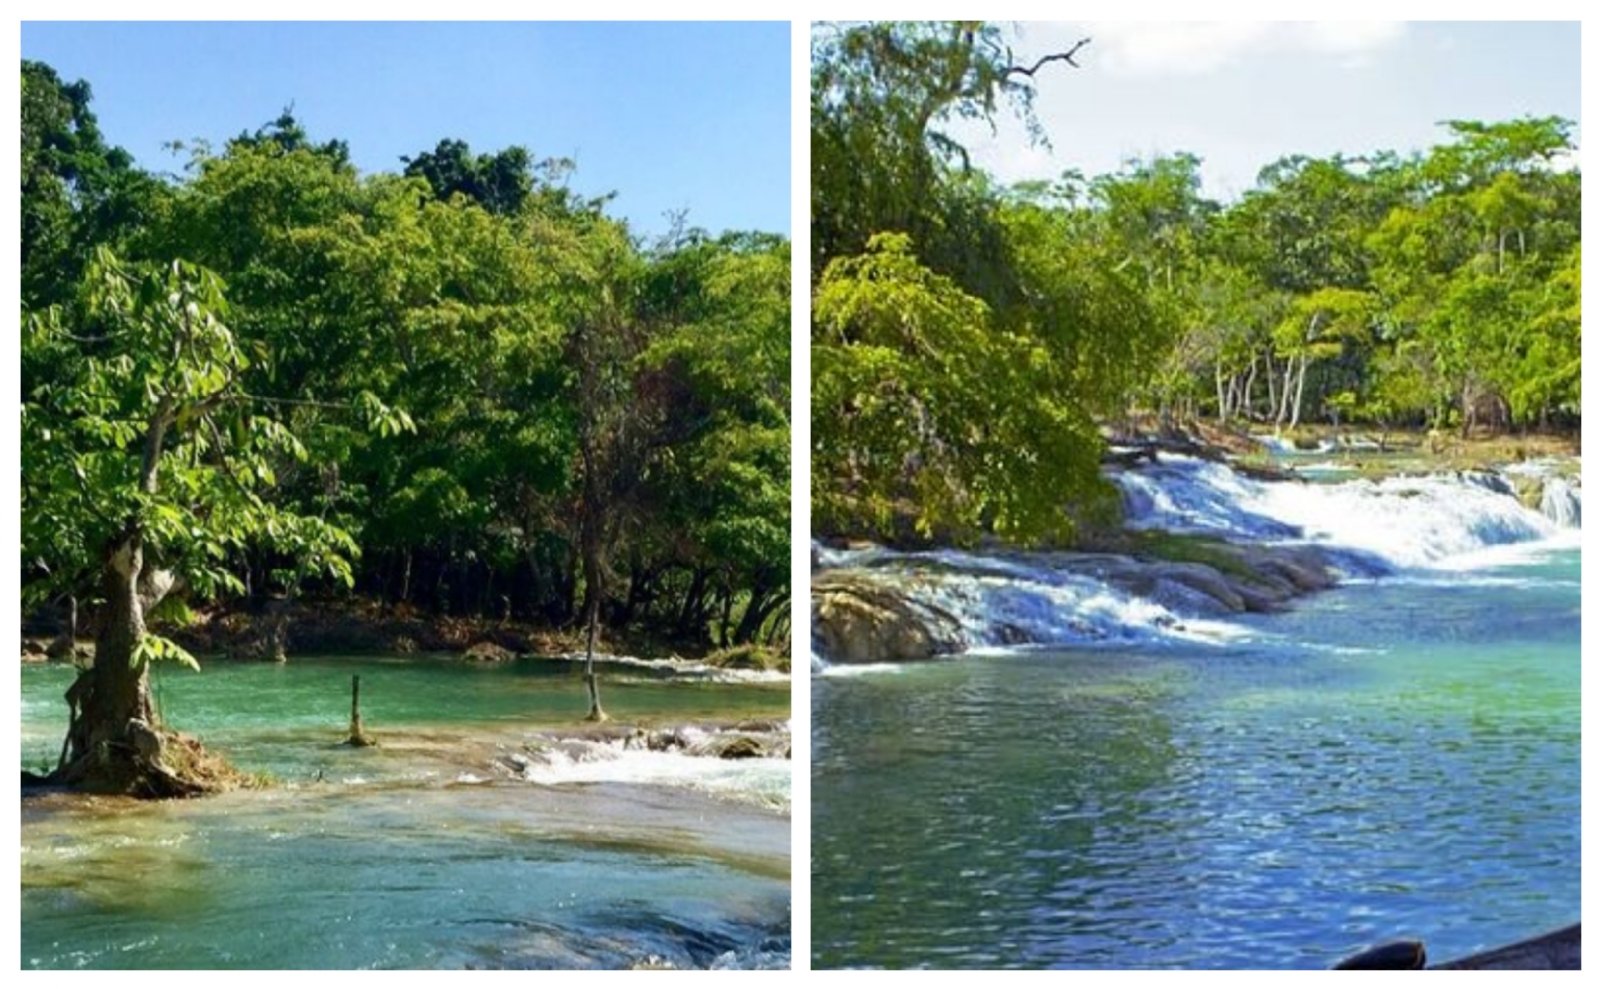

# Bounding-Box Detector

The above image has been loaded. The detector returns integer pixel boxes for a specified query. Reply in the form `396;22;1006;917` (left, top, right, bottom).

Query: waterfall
1540;477;1582;528
1113;456;1561;570
814;457;1578;666
812;545;1256;672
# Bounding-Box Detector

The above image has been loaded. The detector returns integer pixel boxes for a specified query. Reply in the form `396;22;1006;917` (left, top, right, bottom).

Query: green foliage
132;634;201;672
21;58;792;651
813;232;1110;544
21;60;160;307
22;250;361;609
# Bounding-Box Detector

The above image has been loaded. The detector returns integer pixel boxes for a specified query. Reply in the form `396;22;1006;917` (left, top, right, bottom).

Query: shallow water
22;655;791;969
812;546;1578;968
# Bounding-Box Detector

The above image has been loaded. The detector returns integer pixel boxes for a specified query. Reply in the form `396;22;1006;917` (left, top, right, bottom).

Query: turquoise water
22;655;791;969
812;547;1578;968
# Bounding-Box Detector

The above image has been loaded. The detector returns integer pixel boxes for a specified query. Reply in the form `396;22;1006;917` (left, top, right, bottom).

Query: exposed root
47;722;249;799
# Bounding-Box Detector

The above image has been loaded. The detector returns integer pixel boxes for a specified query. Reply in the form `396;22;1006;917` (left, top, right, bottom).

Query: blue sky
22;21;791;236
950;21;1580;200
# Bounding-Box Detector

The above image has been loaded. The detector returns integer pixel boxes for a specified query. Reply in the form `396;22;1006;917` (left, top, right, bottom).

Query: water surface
23;655;792;969
812;546;1578;968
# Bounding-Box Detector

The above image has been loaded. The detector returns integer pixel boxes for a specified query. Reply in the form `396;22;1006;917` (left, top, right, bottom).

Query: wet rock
812;573;965;663
694;735;765;760
46;635;94;664
463;641;516;662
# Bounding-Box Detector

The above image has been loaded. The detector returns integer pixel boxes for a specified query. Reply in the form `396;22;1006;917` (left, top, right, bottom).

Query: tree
402;138;569;216
22;251;386;795
21;60;160;308
563;224;650;721
811;20;1087;298
813;232;1115;544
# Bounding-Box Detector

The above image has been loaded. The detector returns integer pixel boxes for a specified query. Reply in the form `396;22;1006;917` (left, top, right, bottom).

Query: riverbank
22;596;791;673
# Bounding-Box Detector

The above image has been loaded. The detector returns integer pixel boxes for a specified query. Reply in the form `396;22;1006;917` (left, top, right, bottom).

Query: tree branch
239;392;360;411
1001;38;1091;81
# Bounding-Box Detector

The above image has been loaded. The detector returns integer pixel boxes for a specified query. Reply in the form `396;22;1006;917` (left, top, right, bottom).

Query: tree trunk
1265;353;1277;422
1275;356;1295;428
734;583;780;643
1243;356;1258;421
581;586;607;723
677;567;709;638
55;538;214;797
579;501;608;724
1290;353;1309;430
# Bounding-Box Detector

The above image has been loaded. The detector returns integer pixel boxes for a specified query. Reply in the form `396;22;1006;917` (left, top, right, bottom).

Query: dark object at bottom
1333;940;1426;969
1432;923;1580;970
1332;924;1580;971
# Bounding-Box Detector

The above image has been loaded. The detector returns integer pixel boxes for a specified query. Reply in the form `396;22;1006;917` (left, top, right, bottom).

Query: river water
812;455;1579;968
21;656;791;969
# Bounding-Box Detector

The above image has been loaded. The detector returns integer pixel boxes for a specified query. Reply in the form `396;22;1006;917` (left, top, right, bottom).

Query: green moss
1087;528;1260;582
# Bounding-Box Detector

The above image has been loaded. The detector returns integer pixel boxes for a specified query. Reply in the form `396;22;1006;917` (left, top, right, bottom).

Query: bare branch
239;392;360;411
1001;37;1091;81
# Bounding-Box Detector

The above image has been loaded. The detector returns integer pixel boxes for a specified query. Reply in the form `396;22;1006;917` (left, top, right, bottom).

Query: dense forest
811;22;1581;546
21;60;790;789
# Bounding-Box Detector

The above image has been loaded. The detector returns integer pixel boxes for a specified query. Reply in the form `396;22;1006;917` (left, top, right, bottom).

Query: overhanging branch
1001;37;1091;81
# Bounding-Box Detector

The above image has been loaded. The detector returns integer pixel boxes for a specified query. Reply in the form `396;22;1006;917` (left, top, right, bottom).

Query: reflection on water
813;548;1578;968
22;656;791;970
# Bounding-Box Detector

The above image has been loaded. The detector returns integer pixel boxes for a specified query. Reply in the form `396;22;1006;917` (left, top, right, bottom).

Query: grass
1080;528;1261;582
703;643;790;673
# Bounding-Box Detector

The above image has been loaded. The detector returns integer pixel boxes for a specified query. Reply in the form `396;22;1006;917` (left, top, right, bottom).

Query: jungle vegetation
21;59;791;792
811;21;1580;546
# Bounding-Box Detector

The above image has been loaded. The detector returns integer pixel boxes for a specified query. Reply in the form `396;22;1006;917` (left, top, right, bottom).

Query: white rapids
1115;455;1577;570
813;454;1579;667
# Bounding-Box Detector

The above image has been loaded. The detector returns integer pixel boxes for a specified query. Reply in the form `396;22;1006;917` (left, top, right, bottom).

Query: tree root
46;723;248;799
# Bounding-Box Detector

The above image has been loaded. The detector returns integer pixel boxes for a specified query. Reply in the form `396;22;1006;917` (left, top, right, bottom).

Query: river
812;452;1579;968
22;655;791;969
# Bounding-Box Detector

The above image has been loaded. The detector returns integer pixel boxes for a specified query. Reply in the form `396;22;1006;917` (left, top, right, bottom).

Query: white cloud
1025;21;1407;77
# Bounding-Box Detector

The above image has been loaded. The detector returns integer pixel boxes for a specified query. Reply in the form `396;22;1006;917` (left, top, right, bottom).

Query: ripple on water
21;657;791;970
813;549;1579;968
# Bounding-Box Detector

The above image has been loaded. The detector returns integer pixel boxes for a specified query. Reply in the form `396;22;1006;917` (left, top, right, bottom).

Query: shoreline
22;602;792;674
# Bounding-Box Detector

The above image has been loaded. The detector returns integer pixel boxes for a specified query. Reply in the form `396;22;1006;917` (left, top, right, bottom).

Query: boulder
697;734;766;760
463;640;516;662
812;574;965;663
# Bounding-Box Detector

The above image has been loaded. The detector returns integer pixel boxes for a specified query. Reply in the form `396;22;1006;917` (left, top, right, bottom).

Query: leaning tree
22;249;403;796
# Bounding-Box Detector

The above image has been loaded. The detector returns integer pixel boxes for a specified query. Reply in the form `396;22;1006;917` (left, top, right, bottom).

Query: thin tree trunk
1276;356;1295;428
578;452;608;723
1264;352;1277;422
1290;353;1309;430
1243;355;1257;421
582;575;606;722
